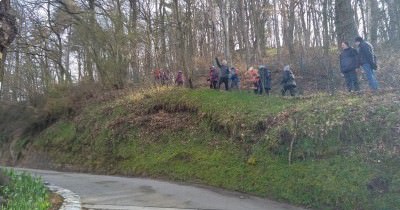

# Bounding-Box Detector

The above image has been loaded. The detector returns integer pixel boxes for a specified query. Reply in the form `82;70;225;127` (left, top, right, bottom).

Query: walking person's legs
265;89;270;96
281;87;287;96
224;78;229;91
230;80;236;89
289;87;296;96
218;78;223;89
362;64;379;90
344;72;353;92
258;86;263;95
349;71;360;91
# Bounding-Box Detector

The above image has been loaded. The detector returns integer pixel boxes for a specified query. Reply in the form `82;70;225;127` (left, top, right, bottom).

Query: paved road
12;168;307;210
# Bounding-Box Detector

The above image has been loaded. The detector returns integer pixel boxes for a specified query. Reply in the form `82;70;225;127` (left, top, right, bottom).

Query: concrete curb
46;183;81;210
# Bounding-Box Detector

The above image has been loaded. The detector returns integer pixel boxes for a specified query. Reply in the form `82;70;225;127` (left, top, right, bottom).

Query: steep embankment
1;87;400;210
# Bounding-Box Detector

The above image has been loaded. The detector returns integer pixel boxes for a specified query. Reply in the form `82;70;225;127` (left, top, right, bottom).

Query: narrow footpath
14;168;307;210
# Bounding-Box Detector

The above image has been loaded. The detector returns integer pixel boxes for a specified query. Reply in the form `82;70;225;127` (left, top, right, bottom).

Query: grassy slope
28;87;400;210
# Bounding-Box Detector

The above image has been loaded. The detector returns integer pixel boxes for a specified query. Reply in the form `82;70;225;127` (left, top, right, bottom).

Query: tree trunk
323;0;334;94
185;0;194;80
173;0;188;83
335;0;359;47
85;0;95;82
238;0;250;68
273;0;281;61
217;0;231;66
0;0;17;98
159;0;167;69
129;0;139;83
386;0;400;45
0;50;7;97
359;0;368;39
287;0;296;63
369;0;379;46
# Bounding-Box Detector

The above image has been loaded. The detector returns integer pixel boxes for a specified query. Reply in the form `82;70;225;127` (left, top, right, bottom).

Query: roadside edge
46;183;81;210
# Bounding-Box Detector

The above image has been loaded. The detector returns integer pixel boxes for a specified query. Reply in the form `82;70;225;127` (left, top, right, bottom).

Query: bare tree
335;0;359;46
0;0;17;97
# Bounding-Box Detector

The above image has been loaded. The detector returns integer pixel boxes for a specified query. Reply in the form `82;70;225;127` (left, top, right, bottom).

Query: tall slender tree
0;0;17;96
335;0;359;46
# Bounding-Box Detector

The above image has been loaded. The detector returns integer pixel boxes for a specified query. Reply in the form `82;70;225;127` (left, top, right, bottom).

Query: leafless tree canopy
1;0;400;102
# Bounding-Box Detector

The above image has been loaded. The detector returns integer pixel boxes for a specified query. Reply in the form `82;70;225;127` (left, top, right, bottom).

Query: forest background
0;0;400;102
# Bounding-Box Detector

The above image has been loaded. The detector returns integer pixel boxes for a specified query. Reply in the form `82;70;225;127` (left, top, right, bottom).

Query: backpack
266;69;271;79
225;67;230;76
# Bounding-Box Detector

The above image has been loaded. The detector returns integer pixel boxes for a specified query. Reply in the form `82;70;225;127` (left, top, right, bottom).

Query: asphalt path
10;168;307;210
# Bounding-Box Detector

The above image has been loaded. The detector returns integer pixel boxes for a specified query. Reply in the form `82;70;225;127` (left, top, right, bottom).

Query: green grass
0;169;50;210
17;87;400;209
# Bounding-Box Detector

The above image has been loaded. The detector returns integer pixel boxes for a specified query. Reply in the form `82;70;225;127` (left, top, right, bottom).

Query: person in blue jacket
340;41;360;92
355;36;379;91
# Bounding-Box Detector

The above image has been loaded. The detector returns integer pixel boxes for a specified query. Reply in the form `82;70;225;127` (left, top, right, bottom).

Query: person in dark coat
160;70;170;86
254;76;262;95
175;71;184;86
340;41;360;92
208;66;219;89
258;65;272;95
281;65;296;96
153;69;161;83
215;57;230;91
230;67;240;90
355;36;379;90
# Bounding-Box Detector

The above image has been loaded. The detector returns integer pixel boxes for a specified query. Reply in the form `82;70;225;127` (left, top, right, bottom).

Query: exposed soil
48;192;63;210
17;147;56;169
106;109;198;144
134;111;195;132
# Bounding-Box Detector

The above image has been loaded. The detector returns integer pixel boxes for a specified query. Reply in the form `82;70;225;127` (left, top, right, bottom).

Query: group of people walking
209;57;297;96
340;36;379;92
208;36;379;96
208;58;240;91
158;36;378;96
153;69;185;86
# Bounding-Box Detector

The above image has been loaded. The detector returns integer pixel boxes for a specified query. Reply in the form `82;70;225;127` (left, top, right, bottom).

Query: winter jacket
254;78;262;90
340;47;359;73
230;68;239;81
259;66;272;89
209;68;219;82
358;41;376;67
175;72;183;83
281;66;296;88
215;58;230;79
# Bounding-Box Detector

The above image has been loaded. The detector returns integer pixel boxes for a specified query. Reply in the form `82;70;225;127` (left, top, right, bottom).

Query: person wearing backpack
230;67;240;90
340;41;360;92
355;36;379;91
153;69;161;83
215;57;230;91
281;65;296;96
254;76;263;95
160;69;170;86
259;65;272;95
208;66;219;89
175;71;184;86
